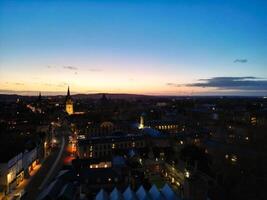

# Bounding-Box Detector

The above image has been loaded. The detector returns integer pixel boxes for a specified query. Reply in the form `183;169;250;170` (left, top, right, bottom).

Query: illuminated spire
65;86;73;115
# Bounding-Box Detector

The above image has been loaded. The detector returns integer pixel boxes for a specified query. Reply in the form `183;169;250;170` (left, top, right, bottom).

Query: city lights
0;1;265;199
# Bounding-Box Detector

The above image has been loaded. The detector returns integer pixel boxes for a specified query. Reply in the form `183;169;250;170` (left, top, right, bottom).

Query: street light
185;170;190;178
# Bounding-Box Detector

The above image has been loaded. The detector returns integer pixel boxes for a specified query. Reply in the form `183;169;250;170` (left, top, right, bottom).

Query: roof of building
38;179;64;200
143;127;162;138
57;183;77;200
123;186;138;200
110;187;123;200
78;134;145;145
96;189;109;200
149;184;165;200
136;185;150;200
161;183;180;200
95;184;181;200
112;156;126;167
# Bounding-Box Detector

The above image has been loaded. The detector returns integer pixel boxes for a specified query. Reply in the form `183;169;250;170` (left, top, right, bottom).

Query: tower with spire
65;86;74;115
38;92;42;101
139;112;146;129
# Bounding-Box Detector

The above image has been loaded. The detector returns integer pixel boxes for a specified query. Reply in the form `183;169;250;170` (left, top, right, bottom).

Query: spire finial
67;86;70;96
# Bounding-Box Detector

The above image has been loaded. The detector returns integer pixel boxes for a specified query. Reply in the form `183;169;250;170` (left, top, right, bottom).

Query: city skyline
0;0;267;96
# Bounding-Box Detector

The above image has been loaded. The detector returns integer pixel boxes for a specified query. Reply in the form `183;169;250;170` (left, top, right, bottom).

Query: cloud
167;77;267;91
63;66;78;70
46;65;56;69
42;82;68;88
88;68;102;72
234;59;247;63
0;89;68;96
48;65;101;72
15;82;24;85
190;77;267;91
166;83;181;87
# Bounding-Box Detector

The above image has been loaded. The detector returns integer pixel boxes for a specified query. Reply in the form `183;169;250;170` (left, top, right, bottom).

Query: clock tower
65;86;74;115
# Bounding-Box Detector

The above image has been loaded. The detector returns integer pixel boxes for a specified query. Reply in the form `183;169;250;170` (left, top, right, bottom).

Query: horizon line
0;90;265;98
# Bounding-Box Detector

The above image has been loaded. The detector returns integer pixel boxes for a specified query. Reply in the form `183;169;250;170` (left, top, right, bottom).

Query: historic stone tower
65;86;74;115
139;112;145;129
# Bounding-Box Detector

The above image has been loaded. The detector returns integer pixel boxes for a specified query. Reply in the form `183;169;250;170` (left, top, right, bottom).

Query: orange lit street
64;143;75;165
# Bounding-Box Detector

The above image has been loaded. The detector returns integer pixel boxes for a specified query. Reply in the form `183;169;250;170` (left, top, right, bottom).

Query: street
25;135;67;200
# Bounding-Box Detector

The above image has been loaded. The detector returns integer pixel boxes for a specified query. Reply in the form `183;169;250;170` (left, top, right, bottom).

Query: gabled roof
96;189;109;200
110;187;123;200
136;185;151;200
123;186;138;200
161;184;179;200
95;184;181;200
149;184;165;200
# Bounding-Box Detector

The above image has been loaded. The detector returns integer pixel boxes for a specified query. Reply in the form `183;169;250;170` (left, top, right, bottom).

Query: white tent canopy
161;184;179;200
123;186;138;200
95;184;181;200
136;185;151;200
96;189;109;200
110;187;123;200
149;184;165;200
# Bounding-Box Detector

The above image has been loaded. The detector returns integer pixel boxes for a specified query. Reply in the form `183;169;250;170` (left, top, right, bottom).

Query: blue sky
0;0;266;95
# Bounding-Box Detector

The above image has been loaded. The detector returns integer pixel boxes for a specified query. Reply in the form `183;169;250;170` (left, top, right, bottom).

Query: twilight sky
0;0;266;96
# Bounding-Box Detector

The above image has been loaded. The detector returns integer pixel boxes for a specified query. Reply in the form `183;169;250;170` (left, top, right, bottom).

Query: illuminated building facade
84;121;136;137
0;144;40;198
77;135;146;159
0;153;24;196
138;112;183;133
140;117;182;134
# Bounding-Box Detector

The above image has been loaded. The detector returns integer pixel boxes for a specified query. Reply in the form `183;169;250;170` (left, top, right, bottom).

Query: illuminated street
20;136;66;200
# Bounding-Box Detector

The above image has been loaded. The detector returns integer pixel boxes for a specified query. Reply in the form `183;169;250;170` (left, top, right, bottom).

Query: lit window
171;177;175;183
231;155;237;163
185;171;190;178
132;142;135;147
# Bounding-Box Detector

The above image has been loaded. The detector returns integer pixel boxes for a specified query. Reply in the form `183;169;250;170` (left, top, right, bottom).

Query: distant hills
70;93;156;100
0;93;162;102
0;92;263;102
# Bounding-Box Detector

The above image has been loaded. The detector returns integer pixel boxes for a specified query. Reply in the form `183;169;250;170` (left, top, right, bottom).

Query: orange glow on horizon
0;62;219;96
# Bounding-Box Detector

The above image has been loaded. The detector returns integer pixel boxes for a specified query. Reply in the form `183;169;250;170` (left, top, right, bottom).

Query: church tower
139;112;145;129
65;86;74;115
